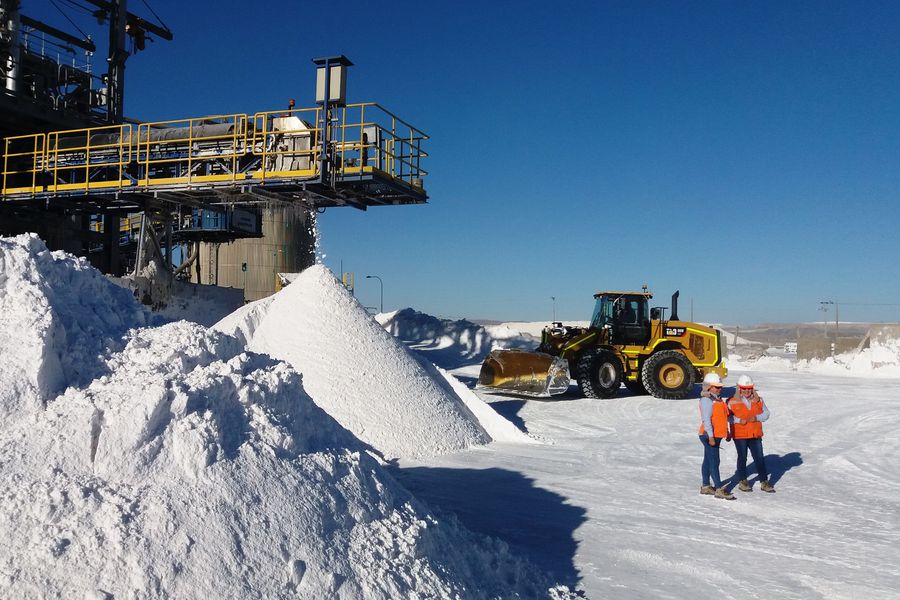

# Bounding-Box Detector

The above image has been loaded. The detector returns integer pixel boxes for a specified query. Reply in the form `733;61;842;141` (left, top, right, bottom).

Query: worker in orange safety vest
698;373;735;500
728;374;775;493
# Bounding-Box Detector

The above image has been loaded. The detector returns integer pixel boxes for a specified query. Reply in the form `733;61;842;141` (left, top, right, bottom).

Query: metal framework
1;102;428;210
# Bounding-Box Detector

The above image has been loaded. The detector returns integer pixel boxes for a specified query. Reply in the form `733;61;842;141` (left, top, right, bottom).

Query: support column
103;211;121;275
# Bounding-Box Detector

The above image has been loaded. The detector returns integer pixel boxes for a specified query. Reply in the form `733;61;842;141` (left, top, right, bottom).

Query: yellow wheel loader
477;290;727;400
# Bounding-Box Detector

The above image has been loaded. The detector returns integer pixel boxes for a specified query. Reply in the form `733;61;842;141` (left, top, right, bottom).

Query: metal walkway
1;102;428;211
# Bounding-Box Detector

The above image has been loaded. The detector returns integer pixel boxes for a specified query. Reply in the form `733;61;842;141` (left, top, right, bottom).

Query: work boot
738;479;752;492
760;480;776;493
715;487;736;500
700;485;715;495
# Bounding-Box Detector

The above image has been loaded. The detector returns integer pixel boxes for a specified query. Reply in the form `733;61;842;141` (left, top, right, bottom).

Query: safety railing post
50;133;58;193
3;139;10;194
340;106;347;176
32;135;40;192
1;139;7;194
187;119;193;183
260;114;267;181
118;125;125;188
26;137;31;192
84;128;91;191
141;124;149;188
232;116;239;183
358;107;363;169
408;129;414;183
415;135;421;182
391;116;396;178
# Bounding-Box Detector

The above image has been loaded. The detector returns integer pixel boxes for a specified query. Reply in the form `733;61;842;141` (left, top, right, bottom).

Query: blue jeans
734;437;768;483
699;434;722;488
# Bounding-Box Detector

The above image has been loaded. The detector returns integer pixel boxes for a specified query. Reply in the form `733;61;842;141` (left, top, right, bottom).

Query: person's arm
700;397;716;445
724;399;734;440
756;395;770;422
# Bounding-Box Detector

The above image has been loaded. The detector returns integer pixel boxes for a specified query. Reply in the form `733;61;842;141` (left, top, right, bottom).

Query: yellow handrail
2;102;427;197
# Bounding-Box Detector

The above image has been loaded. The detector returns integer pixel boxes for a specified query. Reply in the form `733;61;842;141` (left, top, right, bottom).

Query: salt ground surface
215;269;532;459
0;236;574;599
382;317;900;598
5;232;899;598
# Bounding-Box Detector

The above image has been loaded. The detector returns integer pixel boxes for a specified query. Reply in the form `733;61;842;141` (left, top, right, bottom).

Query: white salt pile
376;308;494;367
728;328;900;378
374;309;536;444
375;309;543;368
216;266;517;459
0;236;574;598
0;234;147;420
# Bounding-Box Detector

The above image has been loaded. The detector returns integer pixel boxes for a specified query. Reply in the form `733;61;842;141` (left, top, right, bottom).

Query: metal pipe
133;211;147;275
53;122;244;151
173;242;198;276
82;0;173;41
4;0;21;93
19;15;96;53
164;221;172;270
107;0;128;123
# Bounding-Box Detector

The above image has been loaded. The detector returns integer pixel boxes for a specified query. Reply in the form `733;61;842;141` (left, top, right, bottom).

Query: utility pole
819;301;832;337
83;0;174;123
106;0;127;123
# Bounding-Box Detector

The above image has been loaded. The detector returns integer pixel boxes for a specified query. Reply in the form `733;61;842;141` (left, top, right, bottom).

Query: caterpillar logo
665;327;686;337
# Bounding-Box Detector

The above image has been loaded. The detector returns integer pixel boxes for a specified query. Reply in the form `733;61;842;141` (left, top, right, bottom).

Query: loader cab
590;291;652;346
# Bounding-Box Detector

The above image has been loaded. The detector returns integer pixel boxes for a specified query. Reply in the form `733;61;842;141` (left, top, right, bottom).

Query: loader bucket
477;349;571;397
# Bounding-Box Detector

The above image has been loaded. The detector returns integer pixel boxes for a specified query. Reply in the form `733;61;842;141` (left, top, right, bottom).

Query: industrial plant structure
1;1;428;301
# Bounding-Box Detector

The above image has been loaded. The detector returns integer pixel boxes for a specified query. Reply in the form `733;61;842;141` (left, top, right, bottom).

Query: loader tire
642;350;695;399
576;349;622;399
624;379;649;396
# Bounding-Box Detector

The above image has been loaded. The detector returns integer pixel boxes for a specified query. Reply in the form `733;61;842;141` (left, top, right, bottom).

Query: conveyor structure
1;102;428;210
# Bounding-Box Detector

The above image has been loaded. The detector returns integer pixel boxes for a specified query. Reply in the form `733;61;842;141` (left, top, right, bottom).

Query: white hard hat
703;373;723;386
737;374;754;389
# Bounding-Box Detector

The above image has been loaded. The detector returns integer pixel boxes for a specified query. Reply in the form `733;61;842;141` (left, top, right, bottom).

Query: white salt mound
728;331;900;378
0;237;574;598
377;307;494;367
216;266;492;459
0;234;147;421
375;309;535;444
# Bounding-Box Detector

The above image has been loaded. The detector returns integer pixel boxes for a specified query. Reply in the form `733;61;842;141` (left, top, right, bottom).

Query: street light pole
551;296;556;322
819;301;833;336
820;300;835;356
835;301;839;338
366;275;383;313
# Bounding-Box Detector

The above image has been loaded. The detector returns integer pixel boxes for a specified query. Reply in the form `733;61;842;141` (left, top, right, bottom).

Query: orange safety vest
728;396;765;439
698;398;729;438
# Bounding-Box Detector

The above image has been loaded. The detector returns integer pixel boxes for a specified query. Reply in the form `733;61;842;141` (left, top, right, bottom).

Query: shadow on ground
731;451;804;488
453;373;478;388
760;451;804;486
486;399;528;433
392;465;587;590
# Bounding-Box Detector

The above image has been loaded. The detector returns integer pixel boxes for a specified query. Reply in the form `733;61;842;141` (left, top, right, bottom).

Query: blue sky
30;1;900;324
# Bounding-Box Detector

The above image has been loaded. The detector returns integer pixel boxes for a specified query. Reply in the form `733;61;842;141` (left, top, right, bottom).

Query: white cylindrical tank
193;204;316;301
